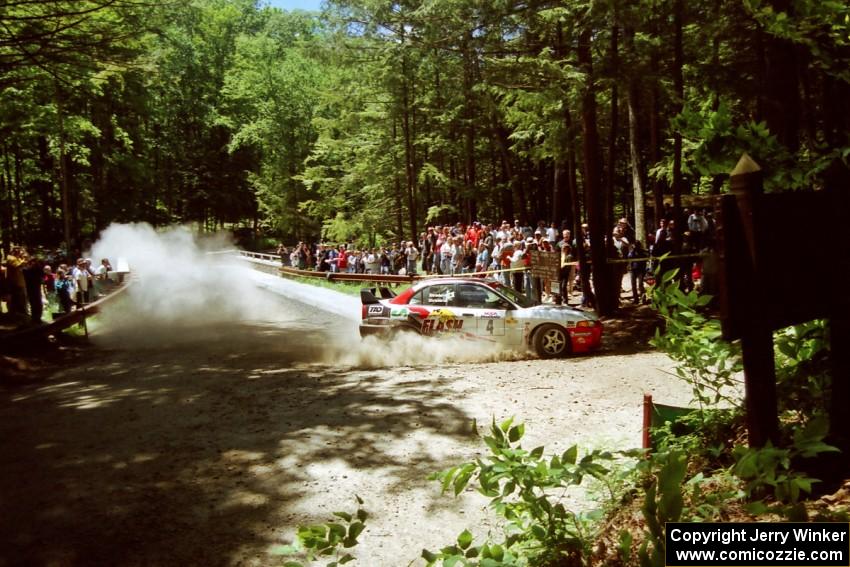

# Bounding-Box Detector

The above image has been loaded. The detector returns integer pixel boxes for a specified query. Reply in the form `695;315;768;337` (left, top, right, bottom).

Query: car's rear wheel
533;324;570;358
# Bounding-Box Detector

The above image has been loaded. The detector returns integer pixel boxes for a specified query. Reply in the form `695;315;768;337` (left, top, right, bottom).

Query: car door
408;283;463;335
454;283;509;340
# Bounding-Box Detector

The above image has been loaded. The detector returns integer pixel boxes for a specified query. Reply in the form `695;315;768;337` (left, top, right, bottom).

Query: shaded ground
0;286;690;567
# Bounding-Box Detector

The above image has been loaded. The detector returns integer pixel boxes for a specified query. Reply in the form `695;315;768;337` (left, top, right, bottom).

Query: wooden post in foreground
725;154;779;447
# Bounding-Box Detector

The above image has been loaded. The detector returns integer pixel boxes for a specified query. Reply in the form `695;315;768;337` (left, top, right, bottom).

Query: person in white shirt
510;242;526;292
405;242;419;274
450;236;463;275
491;238;503;271
546;222;558;244
71;258;89;305
365;249;379;273
687;209;709;249
93;258;112;296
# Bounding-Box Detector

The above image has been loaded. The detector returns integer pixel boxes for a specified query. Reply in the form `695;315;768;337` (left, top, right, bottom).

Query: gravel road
0;275;695;566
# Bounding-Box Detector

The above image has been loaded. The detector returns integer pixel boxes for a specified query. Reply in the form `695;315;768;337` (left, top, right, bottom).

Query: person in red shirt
337;245;349;272
466;222;480;248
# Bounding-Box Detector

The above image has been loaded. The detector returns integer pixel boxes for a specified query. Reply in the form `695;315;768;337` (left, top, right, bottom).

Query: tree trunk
606;21;619;234
37;136;54;240
649;19;664;224
493;123;525;223
565;106;589;302
462;31;477;225
497;134;514;223
578;26;615;316
0;159;8;254
553;162;566;228
552;22;569;229
760;0;801;152
624;26;646;244
627;63;646;244
9;145;24;243
1;145;12;249
392;120;405;241
671;0;684;226
56;85;72;252
400;28;418;239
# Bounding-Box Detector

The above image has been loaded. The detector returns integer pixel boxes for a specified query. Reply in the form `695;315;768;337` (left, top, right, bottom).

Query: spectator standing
405;241;419;275
71;258;89;306
654;219;668;245
546;222;558;244
337;245;348;273
4;247;28;316
54;269;74;314
450;236;463;275
94;258;111;297
316;245;329;272
22;257;44;323
510;242;526;292
482;226;494;254
439;236;452;275
628;241;649;304
327;246;338;273
525;238;539;301
461;241;476;274
475;243;490;274
42;264;56;311
420;230;433;274
499;242;514;287
687;209;709;250
559;241;575;302
379;248;391;274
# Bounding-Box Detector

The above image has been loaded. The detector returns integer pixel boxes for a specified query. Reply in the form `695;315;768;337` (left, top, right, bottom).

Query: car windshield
488;281;538;308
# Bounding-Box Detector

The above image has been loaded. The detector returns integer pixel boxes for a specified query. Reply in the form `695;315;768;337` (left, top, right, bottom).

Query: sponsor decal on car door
476;309;506;337
454;283;506;338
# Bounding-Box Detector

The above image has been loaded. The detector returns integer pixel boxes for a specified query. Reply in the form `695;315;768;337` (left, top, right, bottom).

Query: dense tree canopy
2;0;848;277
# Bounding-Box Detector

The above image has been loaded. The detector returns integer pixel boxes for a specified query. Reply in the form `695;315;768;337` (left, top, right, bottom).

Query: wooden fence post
826;172;850;456
728;154;779;447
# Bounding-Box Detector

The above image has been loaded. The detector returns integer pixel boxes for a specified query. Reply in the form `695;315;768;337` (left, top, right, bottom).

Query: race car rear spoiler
360;287;397;304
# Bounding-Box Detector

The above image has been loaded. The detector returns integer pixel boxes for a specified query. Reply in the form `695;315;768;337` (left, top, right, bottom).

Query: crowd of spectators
0;246;114;327
275;206;715;308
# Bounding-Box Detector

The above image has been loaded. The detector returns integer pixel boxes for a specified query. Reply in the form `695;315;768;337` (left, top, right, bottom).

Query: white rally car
359;278;602;358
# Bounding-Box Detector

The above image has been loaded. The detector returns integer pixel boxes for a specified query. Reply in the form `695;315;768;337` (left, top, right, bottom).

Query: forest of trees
1;0;848;282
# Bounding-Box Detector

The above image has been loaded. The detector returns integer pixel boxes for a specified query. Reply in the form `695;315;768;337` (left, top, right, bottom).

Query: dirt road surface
0;280;694;566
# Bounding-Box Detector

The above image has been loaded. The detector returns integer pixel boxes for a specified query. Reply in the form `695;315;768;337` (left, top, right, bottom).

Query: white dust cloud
332;333;523;369
90;223;282;342
87;222;529;366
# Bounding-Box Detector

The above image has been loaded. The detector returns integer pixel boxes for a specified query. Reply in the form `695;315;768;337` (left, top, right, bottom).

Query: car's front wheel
533;324;570;358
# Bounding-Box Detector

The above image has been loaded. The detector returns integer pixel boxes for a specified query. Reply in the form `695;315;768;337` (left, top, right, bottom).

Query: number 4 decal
486;319;494;334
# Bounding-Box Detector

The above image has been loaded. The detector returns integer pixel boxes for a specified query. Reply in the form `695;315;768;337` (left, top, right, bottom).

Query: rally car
359;278;602;358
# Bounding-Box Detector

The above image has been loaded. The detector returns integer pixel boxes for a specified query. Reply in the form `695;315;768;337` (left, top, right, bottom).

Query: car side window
456;284;510;309
418;284;455;306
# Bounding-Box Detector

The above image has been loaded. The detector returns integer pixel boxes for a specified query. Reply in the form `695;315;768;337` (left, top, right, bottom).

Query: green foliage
634;450;746;567
650;263;742;408
742;0;850;82
650;407;739;463
635;451;687;567
774;320;831;417
270;495;368;567
5;0;850;254
732;416;838;516
423;417;617;566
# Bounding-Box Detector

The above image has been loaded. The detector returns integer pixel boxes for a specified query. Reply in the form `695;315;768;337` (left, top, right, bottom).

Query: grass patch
60;314;102;337
281;274;411;297
282;275;366;296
